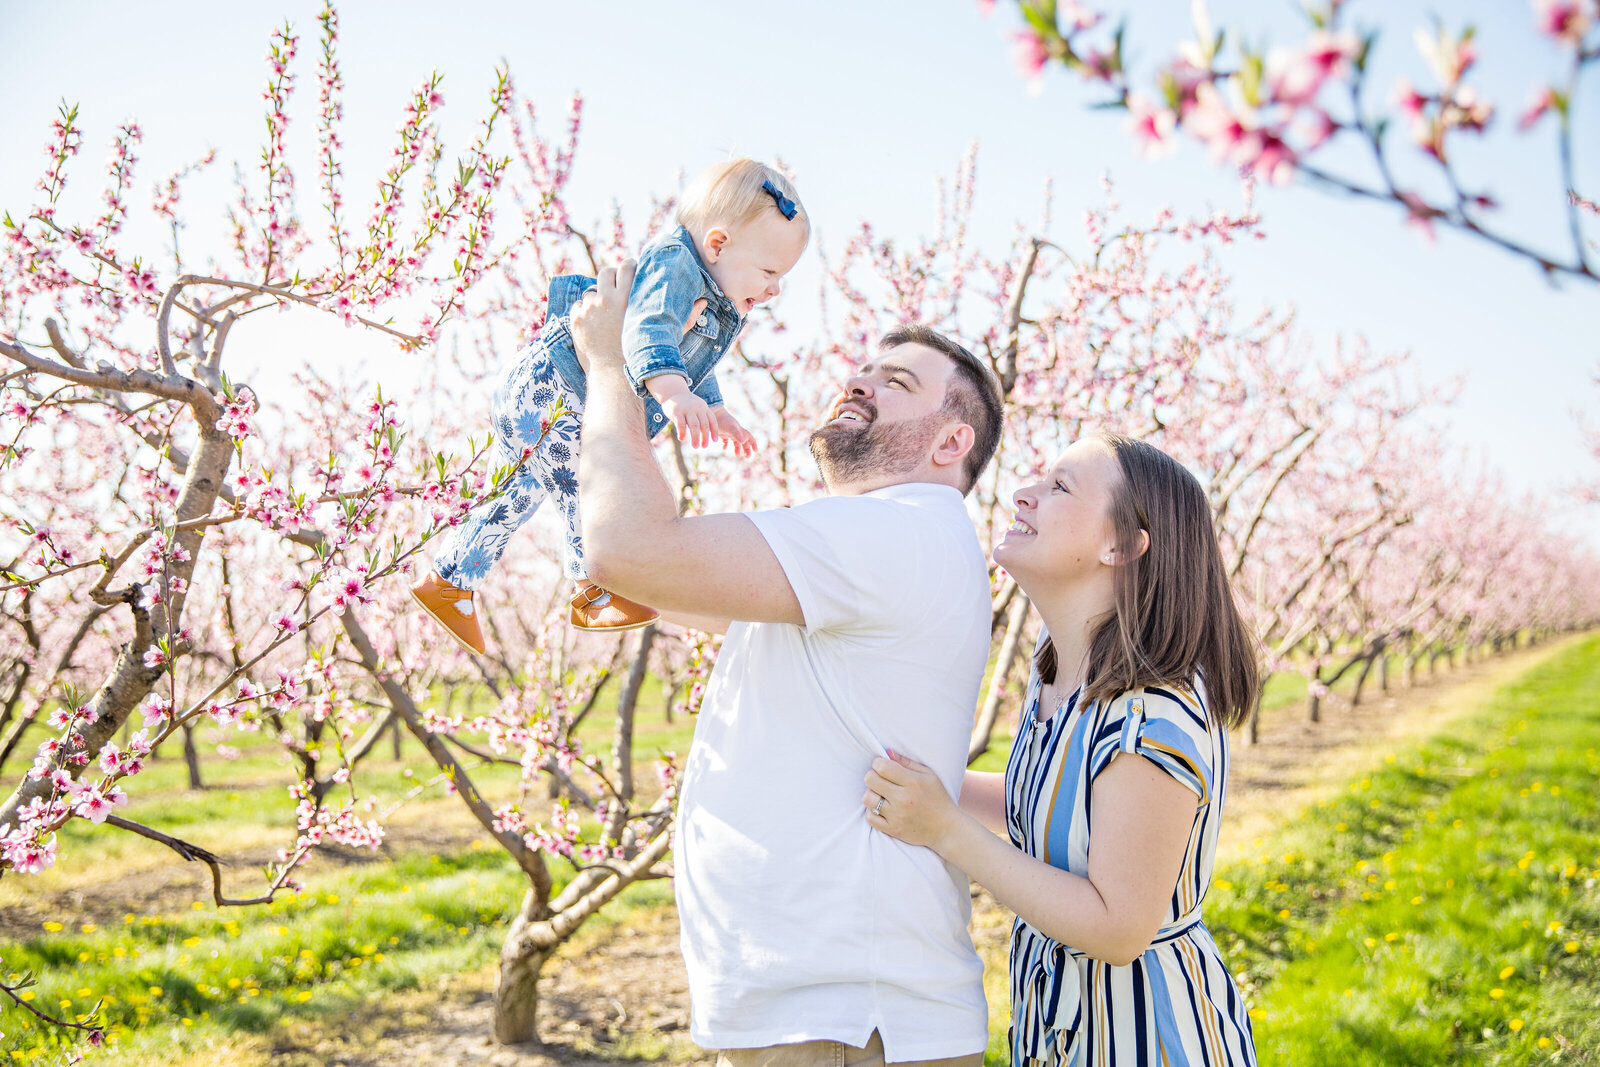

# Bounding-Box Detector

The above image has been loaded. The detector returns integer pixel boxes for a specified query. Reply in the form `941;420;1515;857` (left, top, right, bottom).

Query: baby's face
701;210;808;315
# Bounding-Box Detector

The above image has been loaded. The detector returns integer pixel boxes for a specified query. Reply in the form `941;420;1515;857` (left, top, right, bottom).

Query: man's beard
809;406;944;488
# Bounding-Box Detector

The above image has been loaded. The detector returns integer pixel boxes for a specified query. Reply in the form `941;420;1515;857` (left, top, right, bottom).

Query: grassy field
1;636;1594;1062
1205;632;1600;1065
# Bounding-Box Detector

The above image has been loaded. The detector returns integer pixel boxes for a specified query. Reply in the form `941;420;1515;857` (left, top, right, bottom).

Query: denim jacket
541;225;745;439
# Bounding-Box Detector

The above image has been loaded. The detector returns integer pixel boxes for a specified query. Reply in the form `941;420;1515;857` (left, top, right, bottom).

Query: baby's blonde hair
676;158;810;245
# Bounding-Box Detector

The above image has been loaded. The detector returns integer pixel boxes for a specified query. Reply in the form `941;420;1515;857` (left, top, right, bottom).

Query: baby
412;159;809;652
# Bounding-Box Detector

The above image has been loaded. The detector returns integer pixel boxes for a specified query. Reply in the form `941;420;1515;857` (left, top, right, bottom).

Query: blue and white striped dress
1003;668;1256;1066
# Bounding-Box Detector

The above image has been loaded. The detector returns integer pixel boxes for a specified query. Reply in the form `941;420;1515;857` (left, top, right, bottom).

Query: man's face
809;343;957;488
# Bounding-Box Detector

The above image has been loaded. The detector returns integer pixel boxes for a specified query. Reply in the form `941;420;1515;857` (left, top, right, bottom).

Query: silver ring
872;796;885;817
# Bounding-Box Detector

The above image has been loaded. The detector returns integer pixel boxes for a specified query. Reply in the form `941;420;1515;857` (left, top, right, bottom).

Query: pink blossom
1266;30;1361;107
2;832;57;874
1534;0;1593;44
143;647;167;669
1185;83;1255;164
141;692;173;725
73;785;128;824
1413;25;1476;87
1010;30;1050;82
1126;94;1178;158
1392;79;1427;119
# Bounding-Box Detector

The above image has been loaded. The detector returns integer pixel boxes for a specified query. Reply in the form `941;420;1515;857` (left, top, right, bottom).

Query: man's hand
711;406;758;458
569;261;634;375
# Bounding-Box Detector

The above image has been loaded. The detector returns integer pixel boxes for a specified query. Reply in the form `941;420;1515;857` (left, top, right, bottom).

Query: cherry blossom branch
102;813;308;906
0;970;105;1049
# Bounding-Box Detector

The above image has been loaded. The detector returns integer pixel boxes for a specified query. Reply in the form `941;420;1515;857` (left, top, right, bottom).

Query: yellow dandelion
1509;1019;1524;1032
1538;1037;1552;1048
1490;988;1504;999
1499;966;1515;980
41;922;62;932
1565;941;1579;953
1278;909;1291;920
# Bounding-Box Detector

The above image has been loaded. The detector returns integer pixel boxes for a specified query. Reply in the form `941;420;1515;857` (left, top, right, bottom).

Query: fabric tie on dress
1008;913;1204;1066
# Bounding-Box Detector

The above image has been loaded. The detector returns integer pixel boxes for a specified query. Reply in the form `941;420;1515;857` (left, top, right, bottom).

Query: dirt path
271;638;1585;1066
16;637;1582;1065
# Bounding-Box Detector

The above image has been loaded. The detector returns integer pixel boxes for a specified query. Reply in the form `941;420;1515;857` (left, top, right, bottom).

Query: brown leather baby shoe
569;579;658;632
410;571;487;654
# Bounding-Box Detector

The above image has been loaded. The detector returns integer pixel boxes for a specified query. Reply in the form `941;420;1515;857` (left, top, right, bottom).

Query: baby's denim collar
669;225;731;305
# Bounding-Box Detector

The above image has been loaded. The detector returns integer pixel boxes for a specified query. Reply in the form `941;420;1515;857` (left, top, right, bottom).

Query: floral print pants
432;342;588;590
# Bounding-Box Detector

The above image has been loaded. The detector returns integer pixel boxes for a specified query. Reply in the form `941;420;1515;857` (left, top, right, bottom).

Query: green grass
4;636;1591;1062
1;843;676;1060
1204;632;1600;1065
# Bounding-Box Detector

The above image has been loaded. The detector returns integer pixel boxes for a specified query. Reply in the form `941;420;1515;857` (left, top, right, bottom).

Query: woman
864;432;1260;1066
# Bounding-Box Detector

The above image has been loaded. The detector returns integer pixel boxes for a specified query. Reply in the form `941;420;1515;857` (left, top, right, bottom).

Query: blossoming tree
3;5;1598;1058
988;0;1599;283
0;5;704;1046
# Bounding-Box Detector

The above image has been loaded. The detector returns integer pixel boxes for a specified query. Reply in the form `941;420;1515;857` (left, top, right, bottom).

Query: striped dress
1003;669;1256;1066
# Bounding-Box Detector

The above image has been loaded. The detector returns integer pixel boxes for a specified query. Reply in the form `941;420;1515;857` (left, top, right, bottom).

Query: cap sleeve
745;497;916;636
1089;687;1214;806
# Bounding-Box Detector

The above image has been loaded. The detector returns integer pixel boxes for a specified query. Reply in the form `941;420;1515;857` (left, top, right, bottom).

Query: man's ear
703;227;730;262
930;422;976;474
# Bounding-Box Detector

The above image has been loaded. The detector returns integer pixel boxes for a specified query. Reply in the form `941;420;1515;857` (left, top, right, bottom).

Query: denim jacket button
697;313;709;327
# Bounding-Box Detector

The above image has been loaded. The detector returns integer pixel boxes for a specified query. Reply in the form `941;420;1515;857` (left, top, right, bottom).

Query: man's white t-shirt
674;481;992;1062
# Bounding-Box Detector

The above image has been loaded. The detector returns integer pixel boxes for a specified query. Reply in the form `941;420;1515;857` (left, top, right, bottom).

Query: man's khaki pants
716;1028;985;1067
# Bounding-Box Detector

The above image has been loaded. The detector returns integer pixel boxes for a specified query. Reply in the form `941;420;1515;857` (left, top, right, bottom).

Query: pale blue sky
5;1;1596;513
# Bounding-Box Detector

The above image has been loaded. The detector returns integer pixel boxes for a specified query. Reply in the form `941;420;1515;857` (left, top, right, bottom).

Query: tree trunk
494;892;555;1045
182;723;203;789
1403;655;1417;687
1307;684;1321;723
968;591;1030;764
1377;652;1389;692
1245;684;1265;746
492;823;674;1043
1350;654;1377;707
0;405;231;833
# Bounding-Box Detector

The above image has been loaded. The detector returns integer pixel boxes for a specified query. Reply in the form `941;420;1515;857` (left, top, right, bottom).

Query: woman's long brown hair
1035;432;1261;729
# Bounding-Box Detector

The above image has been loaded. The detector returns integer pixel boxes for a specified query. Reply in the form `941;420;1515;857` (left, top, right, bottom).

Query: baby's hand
653;379;716;448
711;407;757;458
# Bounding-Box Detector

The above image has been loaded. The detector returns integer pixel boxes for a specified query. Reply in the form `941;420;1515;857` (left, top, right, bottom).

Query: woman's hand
863;752;960;852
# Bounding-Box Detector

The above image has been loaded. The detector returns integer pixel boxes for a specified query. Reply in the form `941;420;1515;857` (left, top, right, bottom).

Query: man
571;262;1005;1066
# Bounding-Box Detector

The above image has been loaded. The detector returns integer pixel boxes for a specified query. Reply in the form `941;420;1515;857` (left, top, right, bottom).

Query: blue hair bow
761;179;798;221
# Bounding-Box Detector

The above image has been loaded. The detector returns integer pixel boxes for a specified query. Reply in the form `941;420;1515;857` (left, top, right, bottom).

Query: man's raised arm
571;262;803;628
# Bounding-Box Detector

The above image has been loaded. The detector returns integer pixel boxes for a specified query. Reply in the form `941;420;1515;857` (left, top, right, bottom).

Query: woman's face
994;439;1121;588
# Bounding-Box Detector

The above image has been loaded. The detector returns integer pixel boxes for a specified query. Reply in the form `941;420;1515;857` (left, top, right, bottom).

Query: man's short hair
879;324;1004;493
